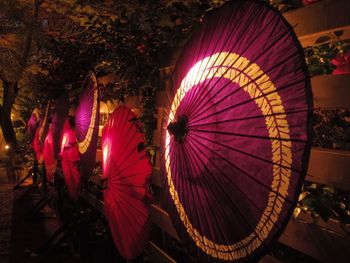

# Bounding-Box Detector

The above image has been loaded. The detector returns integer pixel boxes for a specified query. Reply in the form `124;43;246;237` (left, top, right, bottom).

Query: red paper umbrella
75;72;100;179
161;1;312;262
43;126;56;182
39;101;51;145
60;119;81;200
102;106;152;260
33;129;43;164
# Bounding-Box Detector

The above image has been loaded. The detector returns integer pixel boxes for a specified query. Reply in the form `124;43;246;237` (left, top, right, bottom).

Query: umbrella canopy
162;1;312;262
33;102;51;164
43;126;56;182
102;106;152;260
51;94;69;159
33;129;43;164
27;108;40;141
75;72;100;179
39;101;51;145
60;118;81;200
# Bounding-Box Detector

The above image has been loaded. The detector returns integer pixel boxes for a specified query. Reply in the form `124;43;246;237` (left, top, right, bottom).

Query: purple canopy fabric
75;72;100;179
51;94;69;159
162;1;312;262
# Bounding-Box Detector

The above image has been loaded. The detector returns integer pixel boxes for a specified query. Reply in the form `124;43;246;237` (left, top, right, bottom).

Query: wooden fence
88;1;350;262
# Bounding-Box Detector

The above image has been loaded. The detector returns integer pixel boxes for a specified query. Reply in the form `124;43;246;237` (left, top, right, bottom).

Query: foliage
305;40;350;76
296;182;350;224
313;109;350;151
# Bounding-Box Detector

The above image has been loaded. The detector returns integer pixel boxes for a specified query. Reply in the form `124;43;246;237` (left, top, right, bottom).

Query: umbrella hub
167;115;188;143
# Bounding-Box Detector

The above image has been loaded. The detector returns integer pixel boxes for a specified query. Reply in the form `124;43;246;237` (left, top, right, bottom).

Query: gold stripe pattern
78;73;98;154
165;52;292;260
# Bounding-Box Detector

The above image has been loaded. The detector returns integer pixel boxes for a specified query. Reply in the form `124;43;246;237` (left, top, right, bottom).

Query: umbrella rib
182;140;258;255
182;12;279;119
189;107;314;128
187;133;293;205
185;136;270;252
189;49;300;124
190;132;304;174
185;134;287;231
188;128;307;143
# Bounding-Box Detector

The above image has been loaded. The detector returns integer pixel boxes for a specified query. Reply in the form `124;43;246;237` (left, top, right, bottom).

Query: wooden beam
151;167;162;188
146;242;176;263
280;215;350;263
312;74;350;109
284;0;350;47
150;204;180;241
307;147;350;191
96;149;102;162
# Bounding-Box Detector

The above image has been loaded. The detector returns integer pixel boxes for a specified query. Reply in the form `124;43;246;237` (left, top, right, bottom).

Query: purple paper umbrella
161;1;312;262
75;72;100;179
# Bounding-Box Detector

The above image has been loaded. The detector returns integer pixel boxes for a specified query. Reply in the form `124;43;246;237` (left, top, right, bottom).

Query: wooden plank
307;147;350;191
280;216;350;263
312;74;350;109
147;242;176;263
151;167;162;188
149;204;350;263
96;149;102;162
296;212;350;238
284;0;350;47
150;204;180;241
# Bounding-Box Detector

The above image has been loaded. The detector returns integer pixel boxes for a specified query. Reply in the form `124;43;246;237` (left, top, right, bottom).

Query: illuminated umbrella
27;108;40;141
102;106;152;260
33;129;43;164
43;126;56;182
42;95;69;182
60;118;81;200
162;1;312;262
39;101;51;145
75;72;100;179
51;94;69;158
33;102;51;164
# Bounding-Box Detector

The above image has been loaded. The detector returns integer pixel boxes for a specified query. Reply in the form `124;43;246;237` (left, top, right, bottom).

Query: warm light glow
5;144;10;150
61;135;67;152
103;143;109;167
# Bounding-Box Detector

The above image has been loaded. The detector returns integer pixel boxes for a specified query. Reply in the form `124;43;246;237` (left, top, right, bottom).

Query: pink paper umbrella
60;119;81;200
161;1;312;262
33;102;51;164
43;126;56;182
75;72;100;179
102;106;152;260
